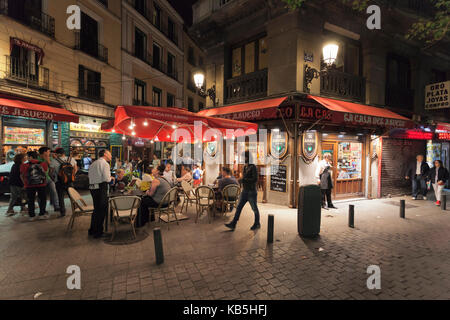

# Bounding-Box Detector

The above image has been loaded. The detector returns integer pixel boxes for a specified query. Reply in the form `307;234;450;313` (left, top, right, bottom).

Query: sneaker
39;214;50;220
29;216;37;222
436;201;441;206
6;210;16;217
224;222;236;230
250;223;261;230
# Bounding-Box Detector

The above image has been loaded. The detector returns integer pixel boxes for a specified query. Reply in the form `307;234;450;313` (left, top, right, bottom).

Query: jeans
136;196;161;227
55;182;68;215
321;189;333;207
412;175;427;197
26;187;47;217
8;185;25;212
230;189;260;225
89;183;108;236
47;179;59;209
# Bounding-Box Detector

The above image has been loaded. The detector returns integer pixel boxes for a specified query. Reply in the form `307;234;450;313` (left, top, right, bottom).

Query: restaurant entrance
321;134;365;199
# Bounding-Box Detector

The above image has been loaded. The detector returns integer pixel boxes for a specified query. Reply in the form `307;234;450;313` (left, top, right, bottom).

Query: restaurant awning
197;96;289;121
0;97;79;123
307;95;412;128
436;122;450;133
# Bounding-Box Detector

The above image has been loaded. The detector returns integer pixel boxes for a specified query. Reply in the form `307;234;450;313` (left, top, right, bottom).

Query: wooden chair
109;196;141;241
195;186;215;223
150;187;179;230
221;184;241;217
67;187;94;231
180;180;198;214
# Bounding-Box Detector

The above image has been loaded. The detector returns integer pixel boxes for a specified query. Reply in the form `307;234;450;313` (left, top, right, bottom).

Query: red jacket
20;160;48;189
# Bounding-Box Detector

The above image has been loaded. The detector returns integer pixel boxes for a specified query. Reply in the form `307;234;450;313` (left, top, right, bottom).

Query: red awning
0;97;79;123
197;97;288;121
307;95;412;128
436;123;450;133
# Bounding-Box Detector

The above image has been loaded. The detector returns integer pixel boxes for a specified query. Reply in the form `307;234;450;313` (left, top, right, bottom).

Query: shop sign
390;129;433;140
270;165;287;193
221;106;294;121
299;106;333;121
342;113;407;128
301;131;319;163
70;122;103;133
134;138;145;147
0;105;56;121
270;131;288;159
205;141;218;158
437;132;450;140
425;81;449;110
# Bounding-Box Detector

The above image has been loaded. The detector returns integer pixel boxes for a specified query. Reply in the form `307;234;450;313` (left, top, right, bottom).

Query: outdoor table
105;189;145;232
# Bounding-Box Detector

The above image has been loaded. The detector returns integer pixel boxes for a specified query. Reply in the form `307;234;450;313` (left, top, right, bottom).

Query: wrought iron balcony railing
133;47;153;66
225;69;268;104
79;85;105;102
0;0;55;38
5;55;49;89
74;31;108;63
320;70;366;103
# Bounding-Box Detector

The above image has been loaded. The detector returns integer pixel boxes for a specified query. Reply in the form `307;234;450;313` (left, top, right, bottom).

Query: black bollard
267;214;274;244
400;200;406;218
153;228;164;265
442;195;447;211
348;205;355;228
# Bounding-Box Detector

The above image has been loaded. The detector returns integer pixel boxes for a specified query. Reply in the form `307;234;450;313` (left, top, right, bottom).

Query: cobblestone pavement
0;193;448;300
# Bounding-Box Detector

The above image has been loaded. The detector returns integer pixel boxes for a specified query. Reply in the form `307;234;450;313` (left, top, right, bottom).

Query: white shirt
88;158;112;185
416;161;421;175
163;170;175;184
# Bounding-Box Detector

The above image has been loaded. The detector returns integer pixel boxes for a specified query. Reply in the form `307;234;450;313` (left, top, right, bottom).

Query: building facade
0;0;123;165
184;30;206;113
191;0;450;206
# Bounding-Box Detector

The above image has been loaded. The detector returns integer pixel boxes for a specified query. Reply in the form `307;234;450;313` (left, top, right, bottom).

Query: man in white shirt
51;148;78;217
88;149;114;238
315;153;337;209
406;154;430;200
163;162;175;186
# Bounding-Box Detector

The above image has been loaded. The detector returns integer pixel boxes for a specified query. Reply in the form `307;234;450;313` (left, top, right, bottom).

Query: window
152;87;162;106
199;102;204;110
97;0;108;7
168;18;176;42
188;47;195;66
153;43;161;70
167;93;175;107
387;55;410;89
135;0;146;17
134;79;146;105
337;142;362;180
231;36;268;78
322;33;361;76
231;47;242;77
153;3;161;30
135;27;147;61
199;56;204;67
187;70;196;92
258;37;268;70
79;65;102;100
80;12;99;58
10;43;40;82
167;52;176;79
188;97;194;112
244;42;255;74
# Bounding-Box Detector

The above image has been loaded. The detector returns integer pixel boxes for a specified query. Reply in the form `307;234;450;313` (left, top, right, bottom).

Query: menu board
3;126;45;145
270;165;287;192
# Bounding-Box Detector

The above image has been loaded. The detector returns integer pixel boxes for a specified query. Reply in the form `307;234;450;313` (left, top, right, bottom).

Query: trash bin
298;184;321;237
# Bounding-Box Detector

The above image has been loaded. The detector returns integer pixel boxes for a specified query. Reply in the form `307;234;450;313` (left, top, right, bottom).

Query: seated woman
113;169;130;191
136;164;171;228
142;166;155;182
176;165;192;185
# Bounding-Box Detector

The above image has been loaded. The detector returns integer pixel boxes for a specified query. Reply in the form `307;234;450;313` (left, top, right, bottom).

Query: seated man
216;166;239;211
163;162;175;186
136;164;171;228
113;169;129;190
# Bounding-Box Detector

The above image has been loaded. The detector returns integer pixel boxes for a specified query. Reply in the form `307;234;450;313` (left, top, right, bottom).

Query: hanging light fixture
143;119;148;126
122;135;126;140
132;131;136;136
172;124;177;129
323;43;339;66
112;128;116;133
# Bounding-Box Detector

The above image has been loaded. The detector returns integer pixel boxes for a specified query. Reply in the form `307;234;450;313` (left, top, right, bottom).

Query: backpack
193;169;201;180
27;162;46;186
56;157;75;186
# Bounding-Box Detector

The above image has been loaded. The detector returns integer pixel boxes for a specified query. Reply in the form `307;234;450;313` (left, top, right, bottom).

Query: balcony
386;86;415;111
320;70;366;103
5;55;49;89
225;69;268;104
0;0;55;38
133;99;150;106
133;48;153;66
74;31;108;63
79;85;105;103
391;0;435;17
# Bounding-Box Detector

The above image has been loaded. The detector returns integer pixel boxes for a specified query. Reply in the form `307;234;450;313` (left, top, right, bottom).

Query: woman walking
428;160;449;206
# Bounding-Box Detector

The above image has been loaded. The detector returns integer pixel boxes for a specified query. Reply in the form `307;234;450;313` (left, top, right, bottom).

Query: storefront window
3;126;45;145
337;142;362;180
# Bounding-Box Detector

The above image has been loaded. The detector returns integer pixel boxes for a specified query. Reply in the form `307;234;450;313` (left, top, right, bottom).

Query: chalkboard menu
270;165;287;192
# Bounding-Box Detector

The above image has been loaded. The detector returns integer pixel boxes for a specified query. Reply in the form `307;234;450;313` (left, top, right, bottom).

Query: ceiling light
143;120;148;126
122;135;126;140
132;131;136;136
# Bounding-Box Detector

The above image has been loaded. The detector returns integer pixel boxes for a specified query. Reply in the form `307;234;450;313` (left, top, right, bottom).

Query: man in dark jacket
406;154;430;200
225;151;260;231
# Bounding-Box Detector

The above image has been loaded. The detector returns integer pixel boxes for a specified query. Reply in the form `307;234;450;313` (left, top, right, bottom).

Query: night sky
168;0;196;26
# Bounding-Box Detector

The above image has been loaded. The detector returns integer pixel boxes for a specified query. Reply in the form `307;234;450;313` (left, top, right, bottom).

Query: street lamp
303;43;339;93
193;70;218;107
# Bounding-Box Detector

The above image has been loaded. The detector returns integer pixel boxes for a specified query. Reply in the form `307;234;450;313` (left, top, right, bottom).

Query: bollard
153;228;164;265
267;214;274;244
400;200;406;218
348;205;355;228
442;195;447;211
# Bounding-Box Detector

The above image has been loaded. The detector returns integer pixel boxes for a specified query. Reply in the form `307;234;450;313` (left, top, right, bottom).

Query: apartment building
184;30;206;112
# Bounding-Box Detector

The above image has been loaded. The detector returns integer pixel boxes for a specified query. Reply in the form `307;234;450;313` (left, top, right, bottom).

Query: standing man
20;151;48;221
88;149;115;238
38;147;59;213
406;154;430;200
315;153;337;209
51;148;78;217
225;151;261;231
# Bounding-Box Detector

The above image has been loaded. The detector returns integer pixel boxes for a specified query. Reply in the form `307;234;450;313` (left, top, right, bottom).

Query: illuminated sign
70;122;103;133
438;132;450;140
4;127;45;145
425;81;449;110
390;129;433;140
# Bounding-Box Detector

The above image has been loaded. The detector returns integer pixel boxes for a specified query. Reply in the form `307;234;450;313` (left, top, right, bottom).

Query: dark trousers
136;196;159;228
230;190;260;225
89;183;108;236
412;175;428;197
26;186;47;217
321;189;333;207
55;182;68;216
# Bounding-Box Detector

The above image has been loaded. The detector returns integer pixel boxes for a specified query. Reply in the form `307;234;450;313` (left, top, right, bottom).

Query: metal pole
348;205;355;228
400;200;405;218
267;214;274;244
153;228;164;265
442;195;447;211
